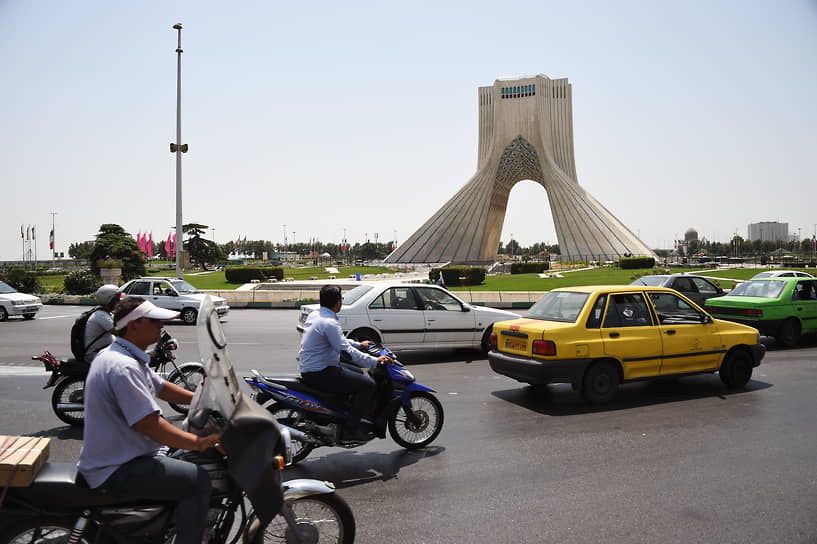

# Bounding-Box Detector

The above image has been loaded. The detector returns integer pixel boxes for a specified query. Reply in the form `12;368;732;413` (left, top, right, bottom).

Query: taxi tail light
532;340;556;356
489;332;497;350
741;308;762;318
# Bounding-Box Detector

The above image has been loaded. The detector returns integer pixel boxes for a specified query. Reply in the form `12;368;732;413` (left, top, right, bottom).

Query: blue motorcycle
244;345;444;464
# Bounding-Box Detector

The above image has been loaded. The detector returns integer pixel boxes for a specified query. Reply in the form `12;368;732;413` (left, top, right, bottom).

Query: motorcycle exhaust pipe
277;423;320;444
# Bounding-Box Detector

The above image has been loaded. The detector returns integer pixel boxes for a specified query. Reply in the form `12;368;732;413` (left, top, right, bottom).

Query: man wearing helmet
83;284;122;363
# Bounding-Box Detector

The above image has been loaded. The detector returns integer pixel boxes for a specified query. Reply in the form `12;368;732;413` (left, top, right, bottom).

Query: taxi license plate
504;338;527;351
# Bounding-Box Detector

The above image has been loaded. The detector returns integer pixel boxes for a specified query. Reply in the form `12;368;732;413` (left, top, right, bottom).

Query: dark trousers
302;364;376;428
100;454;211;544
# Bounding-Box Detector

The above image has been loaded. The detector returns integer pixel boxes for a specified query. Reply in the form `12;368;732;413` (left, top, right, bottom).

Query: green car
704;277;817;347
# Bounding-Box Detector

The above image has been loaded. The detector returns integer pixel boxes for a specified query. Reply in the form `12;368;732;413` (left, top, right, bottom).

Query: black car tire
719;349;753;388
23;313;36;320
582;360;620;404
181;307;198;325
0;306;8;321
480;326;493;354
348;328;380;344
776;318;801;348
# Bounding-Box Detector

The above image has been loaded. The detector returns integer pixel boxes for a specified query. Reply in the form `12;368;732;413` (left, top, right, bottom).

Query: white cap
116;299;180;329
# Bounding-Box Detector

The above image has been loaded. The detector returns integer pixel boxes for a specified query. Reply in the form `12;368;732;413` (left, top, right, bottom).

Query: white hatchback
296;283;520;353
0;280;42;321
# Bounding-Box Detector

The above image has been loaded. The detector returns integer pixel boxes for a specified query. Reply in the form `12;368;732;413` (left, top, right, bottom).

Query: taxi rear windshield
527;291;589;322
728;280;785;298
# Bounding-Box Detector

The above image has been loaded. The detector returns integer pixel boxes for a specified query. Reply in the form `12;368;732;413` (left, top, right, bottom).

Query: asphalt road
2;306;816;543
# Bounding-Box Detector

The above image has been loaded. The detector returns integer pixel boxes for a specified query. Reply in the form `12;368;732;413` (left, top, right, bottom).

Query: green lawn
31;265;814;294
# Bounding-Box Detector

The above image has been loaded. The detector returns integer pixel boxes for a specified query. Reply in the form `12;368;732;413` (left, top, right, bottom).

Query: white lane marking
0;366;47;376
33;315;75;320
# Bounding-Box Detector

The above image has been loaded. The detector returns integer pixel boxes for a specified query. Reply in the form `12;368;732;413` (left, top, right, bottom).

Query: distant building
748;221;789;242
684;228;698;243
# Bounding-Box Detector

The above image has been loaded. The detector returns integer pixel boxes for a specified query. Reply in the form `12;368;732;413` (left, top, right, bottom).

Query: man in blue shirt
299;285;391;441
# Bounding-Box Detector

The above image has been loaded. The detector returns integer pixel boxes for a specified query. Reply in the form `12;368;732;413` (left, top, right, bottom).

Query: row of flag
20;225;55;250
134;232;177;259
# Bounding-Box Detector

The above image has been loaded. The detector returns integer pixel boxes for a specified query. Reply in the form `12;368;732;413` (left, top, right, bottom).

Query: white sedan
296;283;520;353
0;280;42;321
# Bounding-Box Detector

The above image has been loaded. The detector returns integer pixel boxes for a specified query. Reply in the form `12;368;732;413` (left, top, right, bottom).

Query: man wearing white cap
78;297;220;544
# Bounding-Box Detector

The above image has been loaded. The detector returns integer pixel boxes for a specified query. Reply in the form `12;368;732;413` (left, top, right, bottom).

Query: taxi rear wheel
775;318;801;348
582;361;619;404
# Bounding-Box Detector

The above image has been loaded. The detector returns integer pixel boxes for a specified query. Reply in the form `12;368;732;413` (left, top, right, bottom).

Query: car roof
554;285;678;294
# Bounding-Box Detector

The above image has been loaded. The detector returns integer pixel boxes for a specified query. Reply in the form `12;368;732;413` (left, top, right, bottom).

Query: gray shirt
77;337;168;488
83;308;115;363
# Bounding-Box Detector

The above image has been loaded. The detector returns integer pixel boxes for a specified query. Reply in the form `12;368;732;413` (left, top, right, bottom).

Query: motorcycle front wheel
255;493;355;544
265;402;315;465
51;376;85;426
167;365;206;414
388;391;444;449
0;518;94;544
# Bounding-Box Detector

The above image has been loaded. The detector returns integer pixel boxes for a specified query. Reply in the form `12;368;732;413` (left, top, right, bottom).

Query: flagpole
50;212;57;268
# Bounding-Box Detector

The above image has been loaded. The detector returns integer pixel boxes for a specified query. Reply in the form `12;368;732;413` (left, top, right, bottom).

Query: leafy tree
184;223;225;268
89;224;145;281
68;241;95;259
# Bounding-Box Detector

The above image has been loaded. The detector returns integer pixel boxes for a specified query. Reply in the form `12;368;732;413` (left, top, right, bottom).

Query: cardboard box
0;435;51;487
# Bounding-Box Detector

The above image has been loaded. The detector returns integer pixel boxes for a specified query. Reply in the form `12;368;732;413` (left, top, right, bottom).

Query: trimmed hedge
619;257;656;269
225;266;284;284
429;266;485;286
510;262;550;274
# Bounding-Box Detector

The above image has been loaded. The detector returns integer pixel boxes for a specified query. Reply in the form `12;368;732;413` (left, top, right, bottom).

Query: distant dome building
684;228;698;243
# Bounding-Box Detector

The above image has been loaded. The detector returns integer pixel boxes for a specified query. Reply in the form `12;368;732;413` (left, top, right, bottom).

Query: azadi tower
385;74;655;264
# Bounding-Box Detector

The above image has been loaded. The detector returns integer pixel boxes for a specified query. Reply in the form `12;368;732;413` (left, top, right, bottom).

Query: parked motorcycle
32;331;205;426
1;297;355;544
244;344;444;464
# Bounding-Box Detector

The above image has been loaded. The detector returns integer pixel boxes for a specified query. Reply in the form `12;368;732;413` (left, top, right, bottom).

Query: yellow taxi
488;285;765;403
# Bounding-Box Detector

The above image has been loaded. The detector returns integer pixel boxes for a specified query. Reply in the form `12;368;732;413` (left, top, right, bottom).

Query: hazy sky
2;1;815;262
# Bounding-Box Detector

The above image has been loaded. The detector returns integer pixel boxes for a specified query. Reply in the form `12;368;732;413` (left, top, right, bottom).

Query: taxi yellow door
601;292;663;379
647;292;722;375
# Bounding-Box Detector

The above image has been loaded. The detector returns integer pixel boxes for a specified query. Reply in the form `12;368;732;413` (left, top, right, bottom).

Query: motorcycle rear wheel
167;365;206;414
254;493;355;544
388;391;444;449
265;402;315;465
0;518;94;544
51;376;85;426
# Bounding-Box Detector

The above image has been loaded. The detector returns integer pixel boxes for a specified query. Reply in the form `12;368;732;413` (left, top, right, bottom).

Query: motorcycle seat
9;462;165;508
258;375;351;404
259;375;330;396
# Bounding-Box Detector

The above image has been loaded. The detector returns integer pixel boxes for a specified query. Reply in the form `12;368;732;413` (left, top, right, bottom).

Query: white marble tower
385;74;655;264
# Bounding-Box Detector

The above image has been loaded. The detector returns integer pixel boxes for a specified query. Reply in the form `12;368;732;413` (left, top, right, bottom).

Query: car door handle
665;329;676;335
372;319;382;322
427;319;436;323
609;332;620;338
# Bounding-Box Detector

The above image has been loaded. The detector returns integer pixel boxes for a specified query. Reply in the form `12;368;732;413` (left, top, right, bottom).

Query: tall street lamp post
170;23;188;279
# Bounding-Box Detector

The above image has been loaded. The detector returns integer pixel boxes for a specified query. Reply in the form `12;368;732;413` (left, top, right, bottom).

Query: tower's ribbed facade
386;74;655;264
